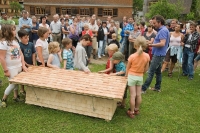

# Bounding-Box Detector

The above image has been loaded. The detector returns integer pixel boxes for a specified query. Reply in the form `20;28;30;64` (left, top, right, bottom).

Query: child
62;38;75;70
126;36;150;118
74;34;92;73
0;24;28;107
18;29;36;96
98;44;118;74
47;42;62;68
110;51;127;108
18;29;36;67
35;27;49;67
108;33;120;48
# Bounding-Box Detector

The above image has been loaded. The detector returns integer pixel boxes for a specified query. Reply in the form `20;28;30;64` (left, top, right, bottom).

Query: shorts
194;54;200;61
92;37;98;50
164;49;177;63
128;74;143;86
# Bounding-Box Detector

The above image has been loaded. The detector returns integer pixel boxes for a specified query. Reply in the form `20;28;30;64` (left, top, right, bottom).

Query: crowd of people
0;10;200;119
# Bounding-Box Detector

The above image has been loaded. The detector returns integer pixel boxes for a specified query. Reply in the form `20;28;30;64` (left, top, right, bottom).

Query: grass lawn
0;64;200;133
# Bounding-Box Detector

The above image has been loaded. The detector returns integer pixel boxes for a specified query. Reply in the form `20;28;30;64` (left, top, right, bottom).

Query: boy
18;29;36;96
62;38;75;70
18;29;36;67
110;51;127;108
108;33;120;48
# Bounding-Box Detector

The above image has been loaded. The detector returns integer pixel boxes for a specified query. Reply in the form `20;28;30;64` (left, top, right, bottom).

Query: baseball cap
110;51;124;61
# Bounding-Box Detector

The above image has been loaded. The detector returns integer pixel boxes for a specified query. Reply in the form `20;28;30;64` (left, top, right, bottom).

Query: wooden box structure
10;67;127;120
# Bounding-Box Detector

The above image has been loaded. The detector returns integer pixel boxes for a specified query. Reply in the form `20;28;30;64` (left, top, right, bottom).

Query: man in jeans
142;15;170;93
50;14;61;45
182;22;199;80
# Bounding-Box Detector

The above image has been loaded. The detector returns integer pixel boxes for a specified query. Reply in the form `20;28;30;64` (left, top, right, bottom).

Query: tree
146;0;184;19
132;0;143;16
10;1;23;17
191;0;200;20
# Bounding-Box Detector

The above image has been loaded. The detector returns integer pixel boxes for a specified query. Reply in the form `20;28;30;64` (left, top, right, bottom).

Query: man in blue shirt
142;15;170;93
121;17;134;60
19;10;32;42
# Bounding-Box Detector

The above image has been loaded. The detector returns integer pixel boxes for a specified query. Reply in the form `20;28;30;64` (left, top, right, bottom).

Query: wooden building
0;0;23;16
23;0;133;21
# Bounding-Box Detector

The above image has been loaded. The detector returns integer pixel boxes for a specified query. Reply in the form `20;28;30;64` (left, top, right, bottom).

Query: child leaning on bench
109;51;127;108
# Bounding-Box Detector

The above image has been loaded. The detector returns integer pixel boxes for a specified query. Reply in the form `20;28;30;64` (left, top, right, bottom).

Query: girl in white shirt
0;25;28;107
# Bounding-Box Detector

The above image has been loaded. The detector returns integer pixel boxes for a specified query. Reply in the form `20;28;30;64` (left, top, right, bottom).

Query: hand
4;71;10;77
72;46;76;51
84;69;90;74
186;29;191;34
22;65;28;72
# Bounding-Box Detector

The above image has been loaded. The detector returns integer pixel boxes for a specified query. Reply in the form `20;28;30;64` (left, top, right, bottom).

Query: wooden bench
10;66;127;121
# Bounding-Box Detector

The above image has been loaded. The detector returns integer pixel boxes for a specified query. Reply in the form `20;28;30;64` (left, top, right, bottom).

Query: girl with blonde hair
125;36;150;118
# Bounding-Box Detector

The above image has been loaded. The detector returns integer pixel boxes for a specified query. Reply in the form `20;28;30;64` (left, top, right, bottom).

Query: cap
1;12;6;16
110;52;124;61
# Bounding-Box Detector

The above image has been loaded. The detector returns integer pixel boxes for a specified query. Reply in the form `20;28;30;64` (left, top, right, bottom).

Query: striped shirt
63;49;74;70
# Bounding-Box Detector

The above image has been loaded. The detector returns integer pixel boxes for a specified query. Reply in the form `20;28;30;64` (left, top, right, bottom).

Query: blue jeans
182;47;194;78
98;40;106;57
142;55;165;91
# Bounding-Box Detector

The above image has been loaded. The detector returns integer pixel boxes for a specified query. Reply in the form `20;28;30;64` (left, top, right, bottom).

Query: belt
185;44;191;48
52;33;60;34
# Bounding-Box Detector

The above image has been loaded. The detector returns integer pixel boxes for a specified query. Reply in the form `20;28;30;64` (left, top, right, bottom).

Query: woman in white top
39;16;51;43
161;24;184;77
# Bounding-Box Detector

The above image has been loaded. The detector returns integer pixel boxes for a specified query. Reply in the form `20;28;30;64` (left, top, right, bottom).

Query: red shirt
105;56;116;74
195;39;200;53
82;30;93;46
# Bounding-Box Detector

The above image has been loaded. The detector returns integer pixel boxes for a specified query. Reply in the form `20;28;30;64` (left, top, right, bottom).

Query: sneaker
13;95;24;102
188;77;193;80
182;73;188;76
102;54;105;57
0;99;7;107
98;56;101;59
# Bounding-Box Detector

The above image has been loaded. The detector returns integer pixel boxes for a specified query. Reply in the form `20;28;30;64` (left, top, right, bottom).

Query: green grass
0;64;200;133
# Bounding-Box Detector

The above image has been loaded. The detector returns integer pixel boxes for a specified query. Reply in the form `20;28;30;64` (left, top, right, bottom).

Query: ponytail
137;45;143;55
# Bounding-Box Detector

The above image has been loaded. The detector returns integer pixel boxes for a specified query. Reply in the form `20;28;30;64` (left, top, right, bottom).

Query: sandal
168;72;172;77
128;108;140;115
126;109;135;118
117;102;126;108
150;88;161;92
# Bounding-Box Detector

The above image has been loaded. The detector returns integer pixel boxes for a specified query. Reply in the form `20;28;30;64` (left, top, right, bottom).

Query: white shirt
0;40;22;69
50;21;61;33
35;39;49;63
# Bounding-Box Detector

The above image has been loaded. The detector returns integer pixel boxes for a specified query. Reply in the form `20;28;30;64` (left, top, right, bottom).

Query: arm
32;53;36;66
149;39;166;47
36;46;45;66
70;25;75;34
58;52;62;63
99;61;114;73
144;61;149;73
63;60;67;69
0;50;10;77
19;49;28;72
47;54;58;68
125;61;131;77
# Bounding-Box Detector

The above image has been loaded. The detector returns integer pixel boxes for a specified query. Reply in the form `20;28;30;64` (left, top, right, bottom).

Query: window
66;8;71;15
56;7;60;14
62;8;67;15
35;7;45;15
30;6;35;15
71;8;79;16
45;7;50;15
80;8;90;16
98;8;118;17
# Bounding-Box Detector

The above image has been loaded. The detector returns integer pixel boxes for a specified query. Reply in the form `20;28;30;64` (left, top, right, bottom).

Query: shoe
98;56;101;59
150;88;161;92
102;54;105;57
93;55;97;60
128;108;139;115
0;99;7;107
13;95;24;102
126;109;135;118
188;77;193;80
182;73;188;76
141;91;146;94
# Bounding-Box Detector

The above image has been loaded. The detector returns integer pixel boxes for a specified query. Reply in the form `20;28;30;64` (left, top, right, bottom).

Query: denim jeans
98;40;106;57
182;47;194;78
121;36;129;60
142;55;165;91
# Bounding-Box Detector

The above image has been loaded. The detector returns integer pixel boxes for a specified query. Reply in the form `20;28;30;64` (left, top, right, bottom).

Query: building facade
0;0;23;15
23;0;133;21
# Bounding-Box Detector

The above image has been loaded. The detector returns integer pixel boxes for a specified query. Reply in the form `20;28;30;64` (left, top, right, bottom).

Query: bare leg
169;62;175;74
161;61;168;72
135;85;142;110
194;60;198;71
129;86;136;112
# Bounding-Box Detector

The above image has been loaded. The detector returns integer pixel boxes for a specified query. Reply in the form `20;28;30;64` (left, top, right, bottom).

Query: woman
82;23;93;63
39;16;51;43
69;17;79;48
128;23;141;55
60;18;65;40
115;21;122;44
143;25;156;60
107;20;116;43
62;19;70;39
161;24;184;77
31;16;39;46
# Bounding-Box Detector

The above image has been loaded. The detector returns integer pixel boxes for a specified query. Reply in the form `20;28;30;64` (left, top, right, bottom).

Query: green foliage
132;0;143;15
191;0;200;20
186;12;195;21
146;0;184;19
9;1;22;17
